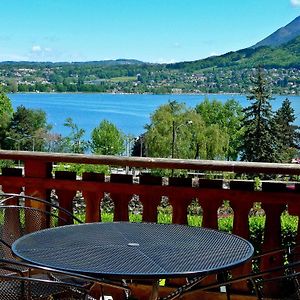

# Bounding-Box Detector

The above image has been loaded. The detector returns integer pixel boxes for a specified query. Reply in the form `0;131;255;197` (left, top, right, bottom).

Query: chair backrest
0;193;83;225
0;258;89;300
179;244;300;300
0;257;129;300
0;193;83;260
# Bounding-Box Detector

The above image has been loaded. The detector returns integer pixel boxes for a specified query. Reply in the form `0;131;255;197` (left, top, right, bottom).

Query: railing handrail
1;150;300;175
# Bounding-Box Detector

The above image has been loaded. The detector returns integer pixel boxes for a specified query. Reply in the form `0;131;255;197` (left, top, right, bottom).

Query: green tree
0;90;14;148
195;98;244;160
273;98;300;162
63;117;88;154
145;100;228;160
145;101;193;158
4;105;50;151
90;120;125;155
203;124;229;160
240;68;277;162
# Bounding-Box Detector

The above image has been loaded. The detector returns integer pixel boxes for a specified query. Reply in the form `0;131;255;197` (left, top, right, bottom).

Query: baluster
82;172;105;223
139;174;162;223
110;174;132;221
286;189;300;265
261;199;286;298
199;182;223;229
168;177;193;225
230;188;254;295
54;171;77;225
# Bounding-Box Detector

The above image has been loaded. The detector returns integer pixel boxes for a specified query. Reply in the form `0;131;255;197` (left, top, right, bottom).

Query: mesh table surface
12;222;254;279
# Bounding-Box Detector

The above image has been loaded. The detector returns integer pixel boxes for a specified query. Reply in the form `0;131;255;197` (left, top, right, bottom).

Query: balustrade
0;150;300;299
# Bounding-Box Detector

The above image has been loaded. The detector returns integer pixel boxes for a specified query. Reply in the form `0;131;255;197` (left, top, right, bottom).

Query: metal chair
0;193;83;260
0;257;129;300
0;193;130;299
171;244;300;300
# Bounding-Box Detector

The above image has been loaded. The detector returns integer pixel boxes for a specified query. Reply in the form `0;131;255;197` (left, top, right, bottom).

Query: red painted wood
1;151;300;298
54;171;77;225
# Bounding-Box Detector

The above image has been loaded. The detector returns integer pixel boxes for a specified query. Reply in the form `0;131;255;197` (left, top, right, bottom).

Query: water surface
8;93;300;139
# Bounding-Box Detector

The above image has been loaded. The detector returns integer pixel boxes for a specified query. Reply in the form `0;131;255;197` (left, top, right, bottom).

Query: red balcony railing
0;150;299;299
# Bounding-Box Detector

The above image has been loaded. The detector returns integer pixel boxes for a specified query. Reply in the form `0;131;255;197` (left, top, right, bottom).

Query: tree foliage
195;98;243;160
0;90;14;148
273;98;300;162
90;119;125;155
240;68;278;162
0;90;13;130
145;101;194;158
4;105;50;151
63;117;88;154
145;100;229;160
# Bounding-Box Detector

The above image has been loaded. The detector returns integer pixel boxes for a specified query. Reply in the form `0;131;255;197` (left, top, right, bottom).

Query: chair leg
225;285;231;300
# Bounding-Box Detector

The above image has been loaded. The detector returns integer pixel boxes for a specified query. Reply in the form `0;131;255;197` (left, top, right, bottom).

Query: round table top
12;222;254;279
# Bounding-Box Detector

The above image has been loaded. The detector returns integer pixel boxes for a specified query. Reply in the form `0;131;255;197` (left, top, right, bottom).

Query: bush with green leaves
53;163;109;176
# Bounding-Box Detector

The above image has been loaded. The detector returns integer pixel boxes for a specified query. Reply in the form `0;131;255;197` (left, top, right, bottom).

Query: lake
8;93;300;139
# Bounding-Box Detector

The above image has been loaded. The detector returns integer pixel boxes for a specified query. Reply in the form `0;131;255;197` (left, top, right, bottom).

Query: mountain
0;17;299;95
72;59;146;66
0;58;146;67
166;33;300;71
252;16;300;48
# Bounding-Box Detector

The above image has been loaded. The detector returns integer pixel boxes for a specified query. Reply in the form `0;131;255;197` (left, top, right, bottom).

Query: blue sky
0;0;299;63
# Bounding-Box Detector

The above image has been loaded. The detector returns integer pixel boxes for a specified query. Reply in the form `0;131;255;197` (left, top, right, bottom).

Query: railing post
230;189;254;294
24;159;53;204
198;181;224;229
168;177;193;225
261;201;286;297
54;171;77;225
24;159;53;231
1;167;23;195
139;175;162;223
82;172;105;223
110;174;132;221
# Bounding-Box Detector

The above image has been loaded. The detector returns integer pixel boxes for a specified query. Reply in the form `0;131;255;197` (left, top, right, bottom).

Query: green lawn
109;76;136;82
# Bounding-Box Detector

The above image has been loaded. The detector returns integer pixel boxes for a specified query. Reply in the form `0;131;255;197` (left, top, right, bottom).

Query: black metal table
12;222;254;299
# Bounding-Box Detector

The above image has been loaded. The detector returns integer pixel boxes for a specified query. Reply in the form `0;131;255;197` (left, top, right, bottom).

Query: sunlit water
8;93;300;139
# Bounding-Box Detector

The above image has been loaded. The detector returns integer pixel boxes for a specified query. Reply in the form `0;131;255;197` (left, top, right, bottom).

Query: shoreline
8;91;299;97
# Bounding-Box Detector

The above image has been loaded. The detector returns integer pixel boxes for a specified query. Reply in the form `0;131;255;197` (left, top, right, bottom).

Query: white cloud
32;45;42;52
31;45;52;53
291;0;300;6
28;45;58;61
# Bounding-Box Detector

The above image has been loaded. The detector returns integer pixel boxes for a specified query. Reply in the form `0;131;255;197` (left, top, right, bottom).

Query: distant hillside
0;17;299;95
166;35;300;71
253;16;300;48
0;58;146;67
72;59;146;66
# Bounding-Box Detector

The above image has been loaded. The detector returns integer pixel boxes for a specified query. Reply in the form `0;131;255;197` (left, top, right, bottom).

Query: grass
109;76;136;82
187;215;202;227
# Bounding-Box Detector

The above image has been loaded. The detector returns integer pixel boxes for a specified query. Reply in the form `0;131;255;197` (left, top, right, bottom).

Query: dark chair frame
160;244;300;300
0;192;83;225
0;257;129;300
0;192;130;299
